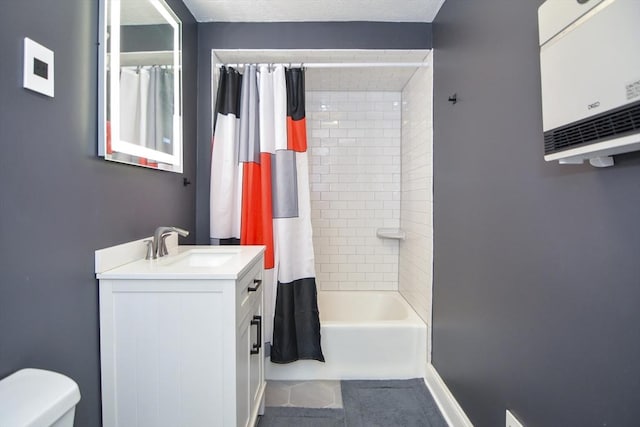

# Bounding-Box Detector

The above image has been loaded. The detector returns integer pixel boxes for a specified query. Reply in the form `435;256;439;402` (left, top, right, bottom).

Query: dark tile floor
258;379;448;427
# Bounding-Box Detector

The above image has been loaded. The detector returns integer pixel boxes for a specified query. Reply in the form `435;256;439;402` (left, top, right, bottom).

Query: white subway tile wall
399;55;434;357
307;91;402;291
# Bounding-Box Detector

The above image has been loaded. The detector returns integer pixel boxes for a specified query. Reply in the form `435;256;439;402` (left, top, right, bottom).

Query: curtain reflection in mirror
106;64;174;167
119;65;174;155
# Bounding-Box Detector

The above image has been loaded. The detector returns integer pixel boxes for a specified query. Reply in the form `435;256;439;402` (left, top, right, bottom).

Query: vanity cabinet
96;245;266;427
234;258;266;427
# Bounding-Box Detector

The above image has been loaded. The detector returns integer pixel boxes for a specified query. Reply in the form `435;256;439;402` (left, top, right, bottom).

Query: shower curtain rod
216;62;429;69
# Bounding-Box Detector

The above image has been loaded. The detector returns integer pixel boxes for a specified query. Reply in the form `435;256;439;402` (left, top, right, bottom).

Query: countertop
96;245;265;280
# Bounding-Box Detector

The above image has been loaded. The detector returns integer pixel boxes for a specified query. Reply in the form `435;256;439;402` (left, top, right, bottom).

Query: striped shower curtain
210;65;324;364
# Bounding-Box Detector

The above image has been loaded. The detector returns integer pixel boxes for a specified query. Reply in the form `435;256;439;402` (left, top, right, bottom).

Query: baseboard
423;363;473;427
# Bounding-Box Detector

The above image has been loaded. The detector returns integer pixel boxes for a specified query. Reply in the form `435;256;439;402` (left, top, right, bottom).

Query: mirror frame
98;0;183;173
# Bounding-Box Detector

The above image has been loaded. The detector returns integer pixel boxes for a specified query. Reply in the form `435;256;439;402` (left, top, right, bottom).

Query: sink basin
163;249;239;268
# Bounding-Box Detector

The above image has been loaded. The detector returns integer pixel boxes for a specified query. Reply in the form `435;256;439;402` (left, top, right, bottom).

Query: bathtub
266;291;427;380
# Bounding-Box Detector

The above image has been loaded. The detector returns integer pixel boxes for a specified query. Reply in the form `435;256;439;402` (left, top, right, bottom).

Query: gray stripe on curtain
271;150;299;219
158;67;173;154
239;65;260;164
145;66;174;154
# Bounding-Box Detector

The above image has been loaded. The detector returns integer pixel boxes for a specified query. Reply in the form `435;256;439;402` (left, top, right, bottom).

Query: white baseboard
423;363;474;427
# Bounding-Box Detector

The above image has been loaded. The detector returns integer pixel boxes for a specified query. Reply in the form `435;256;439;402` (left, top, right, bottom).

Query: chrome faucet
149;226;189;259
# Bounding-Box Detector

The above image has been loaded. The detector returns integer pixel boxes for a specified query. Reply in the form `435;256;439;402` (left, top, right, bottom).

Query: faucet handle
143;239;154;260
159;233;172;257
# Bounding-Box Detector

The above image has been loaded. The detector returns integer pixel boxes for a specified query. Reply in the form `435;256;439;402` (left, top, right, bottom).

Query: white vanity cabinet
96;244;266;427
234;257;266;427
236;274;265;426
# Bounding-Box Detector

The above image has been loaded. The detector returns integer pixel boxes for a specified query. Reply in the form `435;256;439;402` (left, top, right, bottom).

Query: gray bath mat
257;407;346;427
258;379;446;427
341;379;448;427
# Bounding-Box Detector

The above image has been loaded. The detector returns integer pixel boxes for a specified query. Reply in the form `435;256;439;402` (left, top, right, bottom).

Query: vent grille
544;100;640;154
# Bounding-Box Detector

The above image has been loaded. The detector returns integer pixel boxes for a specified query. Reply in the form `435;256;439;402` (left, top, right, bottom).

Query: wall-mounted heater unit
538;0;640;167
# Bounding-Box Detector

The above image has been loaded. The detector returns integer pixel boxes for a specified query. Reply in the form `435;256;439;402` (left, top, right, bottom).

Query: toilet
0;368;81;427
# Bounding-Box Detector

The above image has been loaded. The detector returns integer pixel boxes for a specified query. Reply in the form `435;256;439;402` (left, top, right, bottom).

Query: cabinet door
103;287;227;427
236;260;265;427
248;295;264;415
236;313;251;427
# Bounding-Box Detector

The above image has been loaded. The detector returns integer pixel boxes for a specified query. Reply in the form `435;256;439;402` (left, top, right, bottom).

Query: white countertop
96;245;265;280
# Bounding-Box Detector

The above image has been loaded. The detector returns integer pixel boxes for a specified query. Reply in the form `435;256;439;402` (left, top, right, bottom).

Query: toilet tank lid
0;368;81;427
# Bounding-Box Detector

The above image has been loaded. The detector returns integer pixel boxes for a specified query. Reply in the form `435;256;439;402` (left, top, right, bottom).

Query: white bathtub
266;291;427;380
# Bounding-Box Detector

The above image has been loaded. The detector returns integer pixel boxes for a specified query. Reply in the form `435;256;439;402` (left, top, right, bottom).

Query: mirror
99;0;183;173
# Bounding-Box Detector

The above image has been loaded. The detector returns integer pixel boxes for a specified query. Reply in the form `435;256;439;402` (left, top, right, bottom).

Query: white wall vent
538;0;640;167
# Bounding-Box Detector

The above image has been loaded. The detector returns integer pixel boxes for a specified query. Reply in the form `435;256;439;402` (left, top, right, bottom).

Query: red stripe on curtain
240;158;275;269
137;158;157;168
240;162;263;246
106;121;112;154
287;117;307;152
260;153;275;269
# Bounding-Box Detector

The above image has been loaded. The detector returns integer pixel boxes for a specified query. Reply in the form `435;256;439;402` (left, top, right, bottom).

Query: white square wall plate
23;37;54;98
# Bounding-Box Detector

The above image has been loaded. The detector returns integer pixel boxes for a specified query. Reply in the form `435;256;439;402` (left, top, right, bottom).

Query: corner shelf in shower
376;228;406;240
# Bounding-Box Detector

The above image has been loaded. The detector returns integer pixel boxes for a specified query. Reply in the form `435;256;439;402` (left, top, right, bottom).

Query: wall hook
183;177;191;187
448;93;457;104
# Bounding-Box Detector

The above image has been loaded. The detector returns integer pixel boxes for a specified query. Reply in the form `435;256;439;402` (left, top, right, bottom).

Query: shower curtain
210;65;324;364
118;65;174;164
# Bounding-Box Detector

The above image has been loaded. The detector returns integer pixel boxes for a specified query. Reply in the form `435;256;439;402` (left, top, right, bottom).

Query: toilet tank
0;368;81;427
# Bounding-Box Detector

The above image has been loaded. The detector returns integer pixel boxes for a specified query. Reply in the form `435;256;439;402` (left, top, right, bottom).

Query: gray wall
120;24;174;52
432;1;640;426
195;22;432;243
0;1;197;426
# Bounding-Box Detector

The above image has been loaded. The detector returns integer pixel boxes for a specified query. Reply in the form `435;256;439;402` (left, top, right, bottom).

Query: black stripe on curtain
219;238;240;245
214;66;242;128
285;68;305;121
271;278;325;363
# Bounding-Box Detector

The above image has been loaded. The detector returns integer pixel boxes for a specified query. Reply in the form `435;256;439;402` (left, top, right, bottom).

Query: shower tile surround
307;68;433;297
307;91;402;291
399;57;434;360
